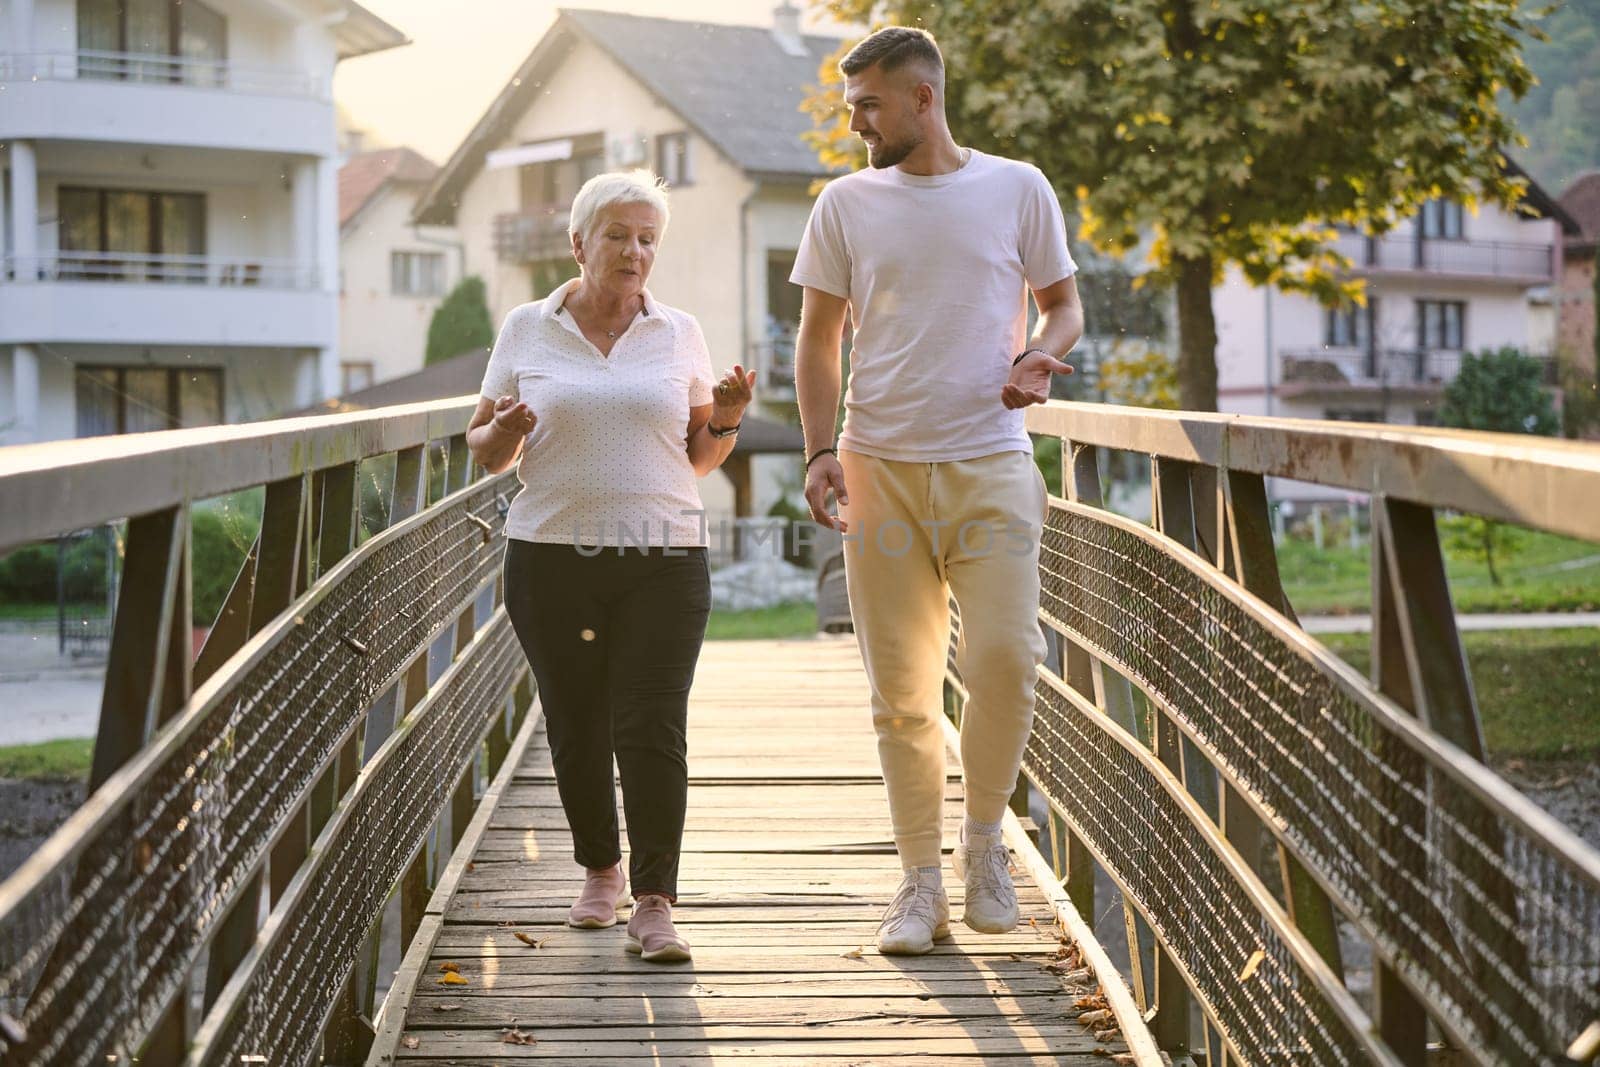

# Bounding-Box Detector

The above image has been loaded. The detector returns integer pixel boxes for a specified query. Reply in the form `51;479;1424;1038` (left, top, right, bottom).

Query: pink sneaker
625;894;691;962
567;863;628;929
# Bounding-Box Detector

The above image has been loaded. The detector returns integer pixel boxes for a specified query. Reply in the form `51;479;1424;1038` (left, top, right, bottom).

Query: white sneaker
954;826;1020;933
876;868;951;955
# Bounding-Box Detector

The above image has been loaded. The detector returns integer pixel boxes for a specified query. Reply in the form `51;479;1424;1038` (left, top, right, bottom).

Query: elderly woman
468;170;753;962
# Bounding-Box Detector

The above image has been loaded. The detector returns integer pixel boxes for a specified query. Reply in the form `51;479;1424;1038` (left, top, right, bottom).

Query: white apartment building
0;0;406;445
338;145;459;391
1213;177;1579;435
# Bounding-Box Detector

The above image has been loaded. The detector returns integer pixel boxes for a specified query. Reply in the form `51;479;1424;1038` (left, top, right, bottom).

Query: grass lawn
1279;530;1600;616
0;602;108;623
1318;628;1600;762
705;601;818;641
0;737;94;780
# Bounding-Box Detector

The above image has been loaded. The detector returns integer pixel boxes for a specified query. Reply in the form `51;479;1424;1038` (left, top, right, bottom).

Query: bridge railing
945;404;1600;1066
0;398;532;1065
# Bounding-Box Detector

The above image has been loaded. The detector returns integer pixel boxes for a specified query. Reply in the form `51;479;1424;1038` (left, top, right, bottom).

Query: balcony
0;51;334;155
493;209;573;263
749;340;796;397
1331;232;1555;284
1279;346;1557;399
0;252;332;348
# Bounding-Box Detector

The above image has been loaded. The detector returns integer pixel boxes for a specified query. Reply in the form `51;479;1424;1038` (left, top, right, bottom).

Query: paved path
1301;611;1600;634
380;638;1141;1064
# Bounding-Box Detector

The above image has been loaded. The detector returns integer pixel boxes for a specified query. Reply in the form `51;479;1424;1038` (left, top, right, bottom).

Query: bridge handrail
939;402;1600;1066
0;398;533;1064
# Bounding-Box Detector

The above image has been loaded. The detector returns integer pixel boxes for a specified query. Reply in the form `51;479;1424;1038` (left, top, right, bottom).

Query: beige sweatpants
838;448;1049;870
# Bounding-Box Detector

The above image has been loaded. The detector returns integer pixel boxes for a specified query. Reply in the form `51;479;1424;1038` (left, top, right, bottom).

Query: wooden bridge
1;398;1598;1067
374;637;1142;1064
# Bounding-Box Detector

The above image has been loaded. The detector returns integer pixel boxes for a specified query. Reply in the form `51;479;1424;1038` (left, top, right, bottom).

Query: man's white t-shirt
790;149;1077;463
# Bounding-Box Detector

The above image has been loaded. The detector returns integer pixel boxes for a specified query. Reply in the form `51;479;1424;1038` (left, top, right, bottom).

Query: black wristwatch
1013;347;1049;367
708;421;741;439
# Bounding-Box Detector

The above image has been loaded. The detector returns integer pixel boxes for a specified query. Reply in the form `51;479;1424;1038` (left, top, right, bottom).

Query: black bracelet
805;447;837;470
1013;347;1049;367
708;420;741;439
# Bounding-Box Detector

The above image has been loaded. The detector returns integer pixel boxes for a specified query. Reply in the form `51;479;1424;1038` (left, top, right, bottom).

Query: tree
805;1;1539;411
1438;346;1558;584
1505;0;1600;191
1097;344;1180;410
426;276;495;366
1439;346;1559;435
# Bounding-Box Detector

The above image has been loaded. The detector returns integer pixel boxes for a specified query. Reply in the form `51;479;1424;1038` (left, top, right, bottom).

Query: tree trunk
1175;253;1220;412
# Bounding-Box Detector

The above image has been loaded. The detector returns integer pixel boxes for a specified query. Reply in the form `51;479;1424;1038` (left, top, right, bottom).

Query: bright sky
333;0;851;165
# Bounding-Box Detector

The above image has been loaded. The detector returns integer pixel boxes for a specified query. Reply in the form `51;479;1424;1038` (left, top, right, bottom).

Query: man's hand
491;394;536;437
804;453;849;533
1001;350;1074;409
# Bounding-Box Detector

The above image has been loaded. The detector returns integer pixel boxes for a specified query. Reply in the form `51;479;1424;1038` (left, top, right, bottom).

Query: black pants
503;540;710;901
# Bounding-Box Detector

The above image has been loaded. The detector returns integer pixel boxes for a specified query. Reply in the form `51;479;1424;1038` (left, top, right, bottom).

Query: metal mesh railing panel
202;616;523;1066
1036;502;1600;1065
1026;679;1373;1063
0;477;509;1064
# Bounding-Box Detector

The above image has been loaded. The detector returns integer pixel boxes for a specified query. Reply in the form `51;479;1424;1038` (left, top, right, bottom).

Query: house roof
334;1;409;61
414;8;844;225
340;147;438;230
1504;155;1582;237
299;348;805;455
1558;171;1600;252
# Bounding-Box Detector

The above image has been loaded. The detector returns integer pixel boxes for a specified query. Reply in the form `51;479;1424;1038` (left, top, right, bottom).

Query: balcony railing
0;50;327;99
1332;232;1554;281
492;209;573;263
2;252;319;290
749;340;796;394
1281;346;1558;392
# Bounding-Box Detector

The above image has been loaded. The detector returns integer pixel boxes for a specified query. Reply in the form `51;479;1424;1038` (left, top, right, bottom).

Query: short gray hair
568;169;670;245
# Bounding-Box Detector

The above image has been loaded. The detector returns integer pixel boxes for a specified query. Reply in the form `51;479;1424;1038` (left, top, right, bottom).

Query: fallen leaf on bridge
401;1037;419;1049
437;972;468;986
839;947;864;959
438;961;460;973
1238;949;1266;982
513;931;548;948
501;1025;538;1045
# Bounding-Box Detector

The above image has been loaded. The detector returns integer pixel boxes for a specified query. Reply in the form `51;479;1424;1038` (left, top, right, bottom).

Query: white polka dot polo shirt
480;278;716;549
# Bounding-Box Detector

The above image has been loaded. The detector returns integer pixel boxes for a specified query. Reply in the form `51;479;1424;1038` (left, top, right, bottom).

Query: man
791;26;1082;956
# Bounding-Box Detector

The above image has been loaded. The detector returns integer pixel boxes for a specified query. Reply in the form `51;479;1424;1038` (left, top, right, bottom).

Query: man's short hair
839;26;943;90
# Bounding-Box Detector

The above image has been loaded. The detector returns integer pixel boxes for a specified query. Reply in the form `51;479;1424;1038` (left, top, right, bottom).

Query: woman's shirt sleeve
479;307;526;401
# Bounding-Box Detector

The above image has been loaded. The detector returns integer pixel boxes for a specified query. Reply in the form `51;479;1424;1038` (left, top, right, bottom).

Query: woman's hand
711;365;756;429
491;394;537;437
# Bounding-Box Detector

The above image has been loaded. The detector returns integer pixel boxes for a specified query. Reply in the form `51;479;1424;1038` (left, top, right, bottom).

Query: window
1417;300;1465;350
341;362;375;393
657;133;693;187
1419;198;1464;240
58;186;206;281
74;365;222;437
1324;409;1384;424
77;0;228;85
1324;304;1371;349
391;252;446;297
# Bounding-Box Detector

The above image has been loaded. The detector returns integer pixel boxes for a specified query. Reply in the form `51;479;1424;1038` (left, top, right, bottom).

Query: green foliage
1031;434;1062;495
1559;359;1600;439
1097;344;1180;409
0;738;94;780
809;0;1540;410
0;532;112;604
1505;0;1600;192
1440;346;1560;435
426;275;495;367
191;491;262;627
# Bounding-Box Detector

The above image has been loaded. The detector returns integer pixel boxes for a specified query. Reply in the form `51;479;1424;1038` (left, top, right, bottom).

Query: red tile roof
339;147;438;228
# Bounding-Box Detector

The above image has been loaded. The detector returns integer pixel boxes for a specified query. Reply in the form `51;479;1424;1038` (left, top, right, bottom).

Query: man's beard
867;131;920;169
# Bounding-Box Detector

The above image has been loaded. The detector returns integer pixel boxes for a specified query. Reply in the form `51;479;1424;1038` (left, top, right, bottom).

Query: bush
0;532;112;605
1439;346;1559;435
426;275;495;367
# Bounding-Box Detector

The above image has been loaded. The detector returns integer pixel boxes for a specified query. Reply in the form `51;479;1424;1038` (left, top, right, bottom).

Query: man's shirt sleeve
790;184;851;299
1019;168;1078;291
